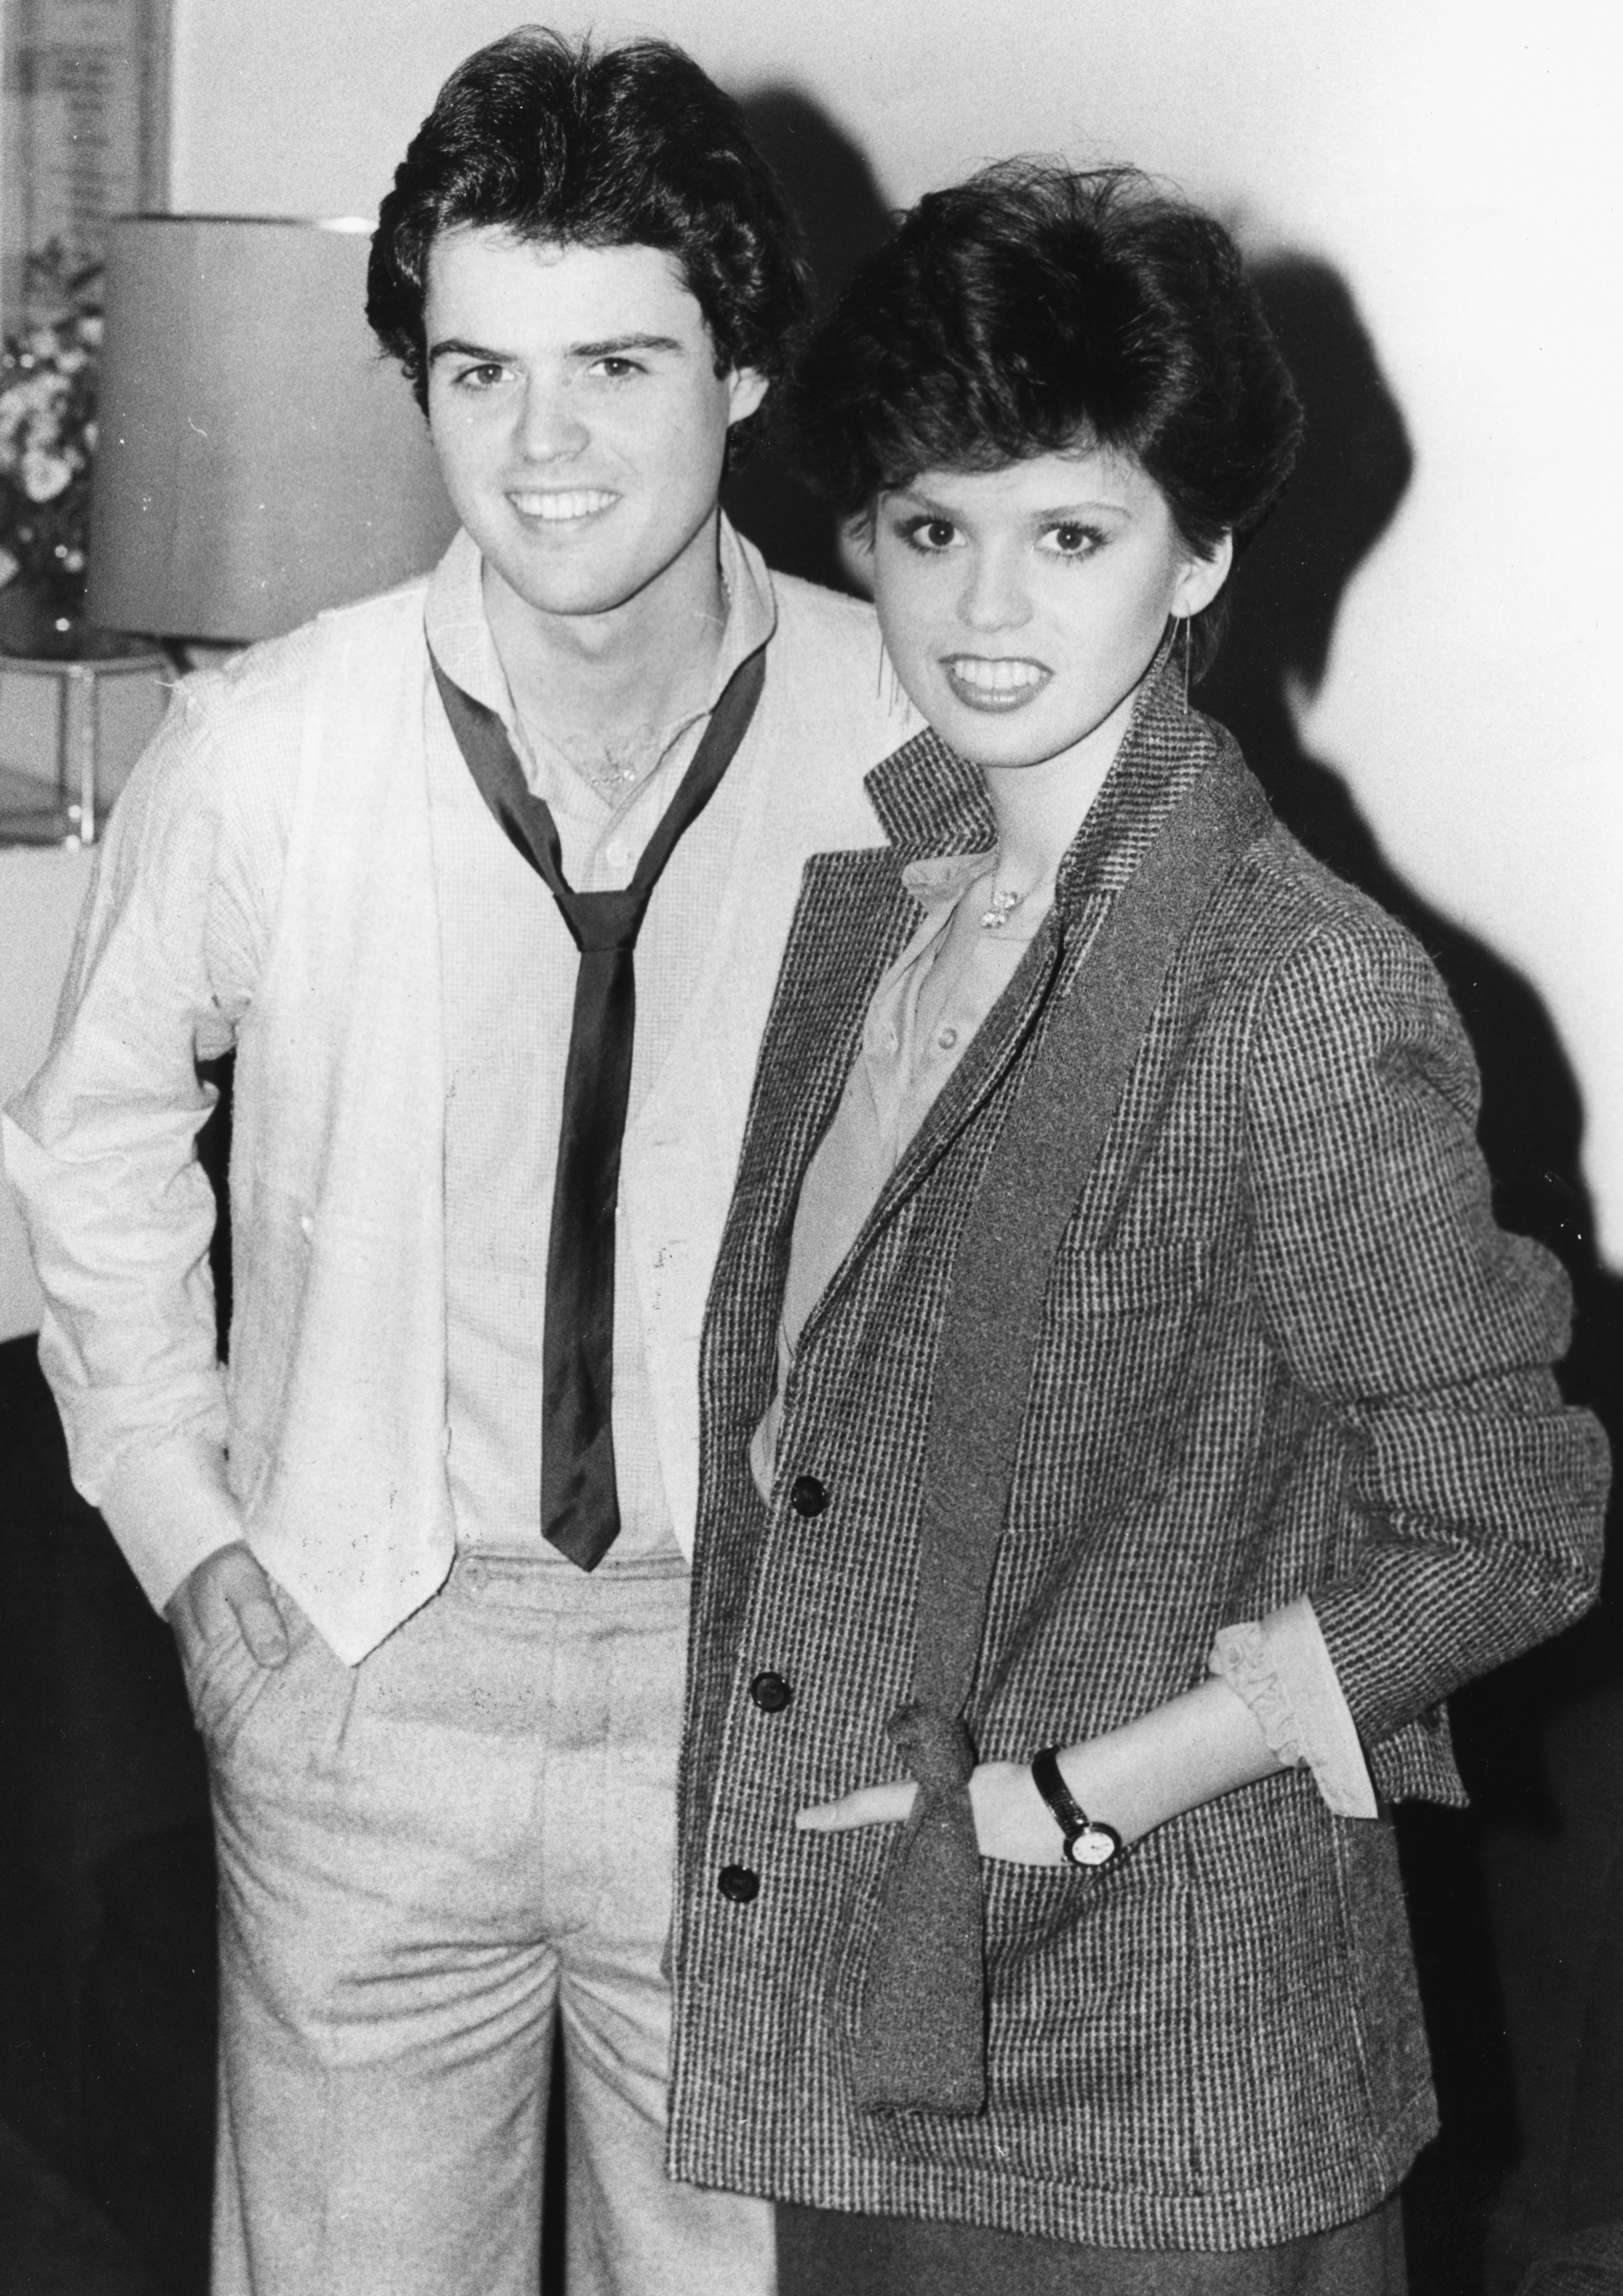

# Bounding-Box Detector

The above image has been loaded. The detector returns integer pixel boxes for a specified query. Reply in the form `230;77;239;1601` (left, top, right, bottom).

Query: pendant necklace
980;887;1026;930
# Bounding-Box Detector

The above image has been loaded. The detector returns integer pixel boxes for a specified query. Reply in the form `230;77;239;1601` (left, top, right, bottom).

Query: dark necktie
430;642;766;1569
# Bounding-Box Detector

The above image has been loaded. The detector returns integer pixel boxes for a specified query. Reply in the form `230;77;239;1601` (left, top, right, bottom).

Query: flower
0;245;102;623
21;447;73;502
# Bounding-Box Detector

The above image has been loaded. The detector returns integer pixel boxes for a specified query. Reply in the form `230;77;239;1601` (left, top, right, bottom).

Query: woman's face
869;443;1231;773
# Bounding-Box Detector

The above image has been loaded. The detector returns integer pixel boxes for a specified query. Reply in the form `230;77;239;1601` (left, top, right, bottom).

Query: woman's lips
941;655;1050;712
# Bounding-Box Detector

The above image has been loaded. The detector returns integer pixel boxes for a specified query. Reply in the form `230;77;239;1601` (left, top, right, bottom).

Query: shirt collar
900;849;996;917
867;635;1219;922
422;513;777;741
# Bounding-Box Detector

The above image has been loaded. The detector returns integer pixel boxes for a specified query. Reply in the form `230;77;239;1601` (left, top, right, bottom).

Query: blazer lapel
760;724;1057;1364
767;660;1232;1366
705;847;918;1441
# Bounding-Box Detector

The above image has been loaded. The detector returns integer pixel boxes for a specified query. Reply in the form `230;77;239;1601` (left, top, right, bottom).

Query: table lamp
87;214;458;644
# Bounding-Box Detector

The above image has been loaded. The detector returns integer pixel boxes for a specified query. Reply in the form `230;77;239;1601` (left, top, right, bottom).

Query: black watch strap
1031;1747;1123;1869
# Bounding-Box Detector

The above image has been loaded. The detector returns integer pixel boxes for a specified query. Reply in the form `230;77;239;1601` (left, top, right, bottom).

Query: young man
2;31;908;2296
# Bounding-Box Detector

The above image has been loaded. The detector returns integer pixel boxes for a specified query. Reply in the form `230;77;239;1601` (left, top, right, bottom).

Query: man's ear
1174;530;1234;619
726;366;770;429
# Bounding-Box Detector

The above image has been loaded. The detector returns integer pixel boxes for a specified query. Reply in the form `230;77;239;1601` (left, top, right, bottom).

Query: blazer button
750;1670;792;1713
717;1864;760;1905
789;1474;828;1518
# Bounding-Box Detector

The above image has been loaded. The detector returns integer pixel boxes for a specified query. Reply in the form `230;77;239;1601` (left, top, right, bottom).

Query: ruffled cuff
1208;1597;1378;1819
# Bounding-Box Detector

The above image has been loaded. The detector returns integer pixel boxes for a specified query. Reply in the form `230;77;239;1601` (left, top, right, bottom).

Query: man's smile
508;487;621;523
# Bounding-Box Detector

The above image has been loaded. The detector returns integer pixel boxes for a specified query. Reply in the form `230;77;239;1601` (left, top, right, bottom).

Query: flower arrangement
0;247;102;649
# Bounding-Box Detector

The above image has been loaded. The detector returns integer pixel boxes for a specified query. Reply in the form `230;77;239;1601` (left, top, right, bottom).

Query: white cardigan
5;536;899;1661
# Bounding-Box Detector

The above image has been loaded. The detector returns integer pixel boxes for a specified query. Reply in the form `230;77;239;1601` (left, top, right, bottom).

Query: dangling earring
1179;614;1193;714
876;634;904;718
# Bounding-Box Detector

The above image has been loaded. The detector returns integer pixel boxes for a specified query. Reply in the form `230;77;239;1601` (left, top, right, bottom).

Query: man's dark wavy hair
367;26;810;455
789;162;1302;671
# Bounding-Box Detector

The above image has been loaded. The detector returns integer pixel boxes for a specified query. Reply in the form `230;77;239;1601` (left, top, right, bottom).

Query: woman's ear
838;513;876;600
1174;530;1234;619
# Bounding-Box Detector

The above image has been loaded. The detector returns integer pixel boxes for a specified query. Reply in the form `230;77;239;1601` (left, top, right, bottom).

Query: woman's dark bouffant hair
790;163;1302;665
367;27;810;453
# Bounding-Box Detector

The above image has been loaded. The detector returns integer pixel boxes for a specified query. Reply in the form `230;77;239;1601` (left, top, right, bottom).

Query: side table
0;842;95;1338
0;645;170;847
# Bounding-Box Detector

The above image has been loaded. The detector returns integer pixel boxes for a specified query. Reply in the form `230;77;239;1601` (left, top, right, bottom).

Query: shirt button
937;1026;959;1050
789;1474;828;1519
718;1865;760;1905
750;1670;792;1713
605;839;629;868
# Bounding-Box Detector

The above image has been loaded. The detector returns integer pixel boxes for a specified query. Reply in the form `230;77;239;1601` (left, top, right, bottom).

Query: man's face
424;230;766;628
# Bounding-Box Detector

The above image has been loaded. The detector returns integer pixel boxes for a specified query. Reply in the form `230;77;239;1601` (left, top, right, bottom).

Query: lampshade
88;216;459;644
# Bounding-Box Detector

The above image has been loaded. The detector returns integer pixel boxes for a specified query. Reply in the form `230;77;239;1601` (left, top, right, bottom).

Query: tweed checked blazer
668;664;1609;2251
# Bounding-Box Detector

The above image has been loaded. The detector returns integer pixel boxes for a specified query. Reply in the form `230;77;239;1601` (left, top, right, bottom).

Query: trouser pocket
175;1577;318;1764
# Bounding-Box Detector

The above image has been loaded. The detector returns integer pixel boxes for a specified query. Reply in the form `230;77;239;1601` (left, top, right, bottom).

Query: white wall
154;2;1620;1269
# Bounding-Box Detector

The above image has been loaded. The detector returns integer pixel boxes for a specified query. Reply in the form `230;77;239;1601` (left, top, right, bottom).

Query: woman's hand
793;1680;1287;1863
796;1759;1071;1865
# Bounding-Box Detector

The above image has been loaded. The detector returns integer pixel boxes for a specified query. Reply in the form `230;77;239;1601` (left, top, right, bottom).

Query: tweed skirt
775;2194;1406;2296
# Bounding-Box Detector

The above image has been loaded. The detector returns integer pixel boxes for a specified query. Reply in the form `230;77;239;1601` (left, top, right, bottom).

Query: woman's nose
957;549;1031;634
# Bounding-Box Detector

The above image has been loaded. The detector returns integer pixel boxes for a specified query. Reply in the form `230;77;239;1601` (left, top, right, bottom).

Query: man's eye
453;362;507;391
591;357;643;380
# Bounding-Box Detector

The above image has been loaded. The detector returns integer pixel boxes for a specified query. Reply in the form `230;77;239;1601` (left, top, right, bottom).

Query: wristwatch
1031;1747;1123;1868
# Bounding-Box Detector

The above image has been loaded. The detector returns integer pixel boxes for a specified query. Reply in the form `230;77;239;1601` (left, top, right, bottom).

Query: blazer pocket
1056;1238;1211;1315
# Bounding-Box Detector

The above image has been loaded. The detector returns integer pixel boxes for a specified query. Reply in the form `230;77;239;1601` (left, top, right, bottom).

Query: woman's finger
795;1781;918;1833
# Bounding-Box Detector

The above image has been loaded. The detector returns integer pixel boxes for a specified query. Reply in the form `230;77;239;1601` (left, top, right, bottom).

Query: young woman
666;165;1609;2293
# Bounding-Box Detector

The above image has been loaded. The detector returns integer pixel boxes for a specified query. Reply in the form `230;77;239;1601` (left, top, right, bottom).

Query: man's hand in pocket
167;1541;290;1667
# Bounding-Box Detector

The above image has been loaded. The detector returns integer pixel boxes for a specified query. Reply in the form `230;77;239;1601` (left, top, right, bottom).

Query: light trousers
177;1550;774;2296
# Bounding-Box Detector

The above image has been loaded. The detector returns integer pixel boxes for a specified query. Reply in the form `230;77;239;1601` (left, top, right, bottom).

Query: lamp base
0;584;83;661
0;588;168;666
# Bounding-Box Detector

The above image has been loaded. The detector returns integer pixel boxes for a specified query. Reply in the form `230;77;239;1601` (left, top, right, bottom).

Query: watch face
1066;1823;1121;1868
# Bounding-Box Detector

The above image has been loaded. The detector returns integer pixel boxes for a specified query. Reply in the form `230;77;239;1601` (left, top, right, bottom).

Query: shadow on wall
1202;255;1623;2294
726;115;1623;2284
724;87;893;591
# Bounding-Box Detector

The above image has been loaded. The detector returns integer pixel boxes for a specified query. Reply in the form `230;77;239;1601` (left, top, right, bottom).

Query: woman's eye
1043;523;1099;557
900;517;960;553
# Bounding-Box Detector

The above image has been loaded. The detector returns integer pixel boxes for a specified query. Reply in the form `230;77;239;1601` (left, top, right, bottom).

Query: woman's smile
941;654;1051;710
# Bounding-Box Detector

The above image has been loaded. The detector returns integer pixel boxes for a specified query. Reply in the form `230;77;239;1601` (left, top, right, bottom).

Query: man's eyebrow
569;333;686;358
426;331;689;366
427;336;507;366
